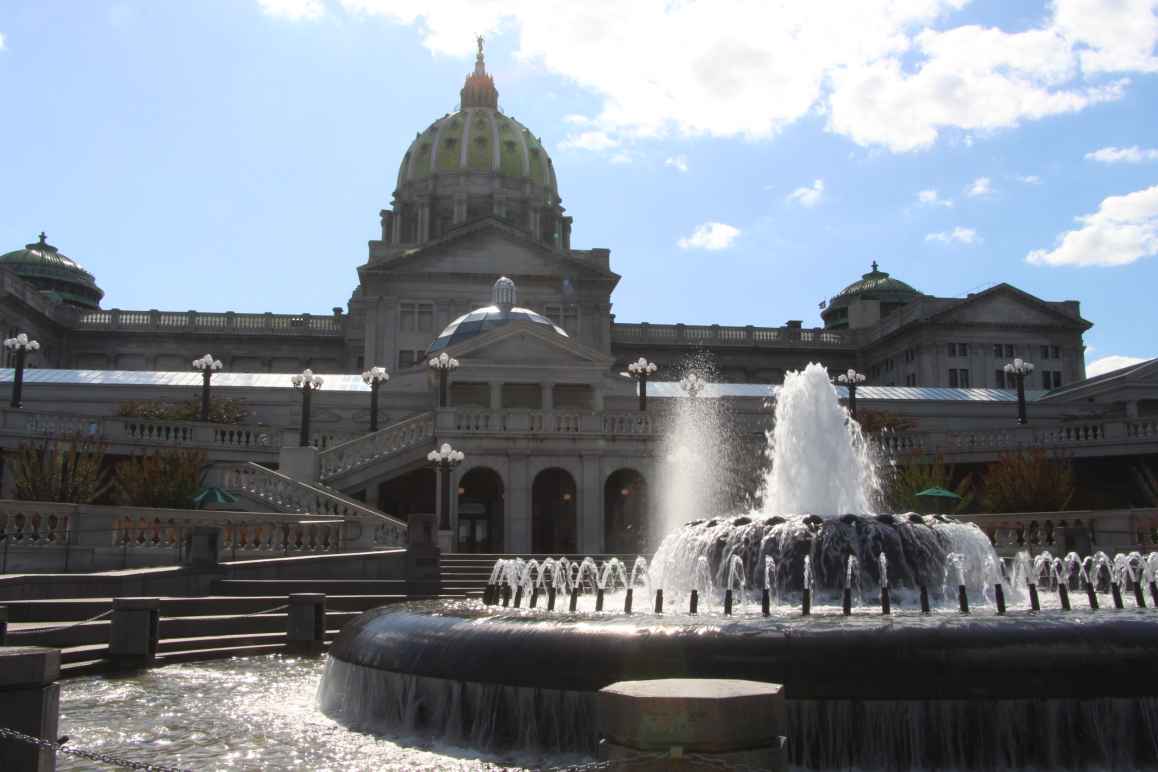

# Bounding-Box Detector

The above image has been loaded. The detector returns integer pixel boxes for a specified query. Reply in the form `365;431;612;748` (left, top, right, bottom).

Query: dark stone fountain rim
328;600;1158;700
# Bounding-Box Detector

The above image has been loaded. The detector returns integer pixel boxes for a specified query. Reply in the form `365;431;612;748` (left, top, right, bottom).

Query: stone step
211;578;407;595
0;593;416;622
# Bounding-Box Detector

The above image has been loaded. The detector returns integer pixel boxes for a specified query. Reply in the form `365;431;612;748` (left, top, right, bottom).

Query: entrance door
456;467;504;553
457;500;492;553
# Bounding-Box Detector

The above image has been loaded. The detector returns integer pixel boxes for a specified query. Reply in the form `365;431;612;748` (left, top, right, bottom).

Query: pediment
444;320;613;368
930;285;1088;329
363;219;616;282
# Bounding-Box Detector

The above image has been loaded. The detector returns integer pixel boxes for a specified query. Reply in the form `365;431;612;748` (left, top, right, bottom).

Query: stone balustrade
612;322;853;348
876;419;1158;461
317;412;435;481
442;409;658;437
75;308;345;336
224;462;407;548
961;509;1158;557
0;500;369;572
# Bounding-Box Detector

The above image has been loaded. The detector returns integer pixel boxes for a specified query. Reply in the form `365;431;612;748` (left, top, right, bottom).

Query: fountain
319;362;1158;769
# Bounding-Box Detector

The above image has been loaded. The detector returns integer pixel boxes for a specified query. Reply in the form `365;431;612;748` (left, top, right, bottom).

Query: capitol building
1;45;1155;555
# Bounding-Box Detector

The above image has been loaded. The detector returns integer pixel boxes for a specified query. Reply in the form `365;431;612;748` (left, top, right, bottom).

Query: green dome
397;110;558;197
821;261;920;330
0;233;104;309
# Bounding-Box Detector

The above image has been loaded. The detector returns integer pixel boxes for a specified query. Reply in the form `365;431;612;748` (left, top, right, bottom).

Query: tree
113;448;208;509
884;452;973;514
981;449;1075;513
10;434;112;503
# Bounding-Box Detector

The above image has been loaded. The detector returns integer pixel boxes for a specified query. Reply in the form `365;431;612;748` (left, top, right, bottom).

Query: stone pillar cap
0;646;61;686
290;593;326;604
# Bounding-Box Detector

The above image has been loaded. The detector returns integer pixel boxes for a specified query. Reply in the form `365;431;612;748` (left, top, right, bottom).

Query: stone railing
75;309;345;336
962;509;1158;557
317;412;435;481
877;420;1158;460
0;500;364;572
224;462;407;548
442;409;659;437
612;322;853;348
0;410;281;454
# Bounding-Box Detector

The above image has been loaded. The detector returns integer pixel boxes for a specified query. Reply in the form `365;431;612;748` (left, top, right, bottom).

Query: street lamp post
428;352;460;408
427;443;465;531
290;369;324;447
192;353;223;422
836;368;867;420
4;333;40;409
627;357;658;411
361;366;389;432
679;372;705;399
1004;358;1035;425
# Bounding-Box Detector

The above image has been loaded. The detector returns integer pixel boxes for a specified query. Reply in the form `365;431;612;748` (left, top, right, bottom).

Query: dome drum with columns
382;38;568;252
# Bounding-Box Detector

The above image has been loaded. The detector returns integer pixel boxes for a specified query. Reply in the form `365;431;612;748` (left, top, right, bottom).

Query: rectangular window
1005;344;1015;358
1051;345;1060;360
948;369;958;387
959;342;969;357
1053;371;1062;388
398;350;415;369
947;343;957;358
993;343;1003;357
1040;345;1050;360
905;373;917;386
417;304;434;332
995;369;1006;389
1041;371;1051;389
399;303;416;332
958;369;970;387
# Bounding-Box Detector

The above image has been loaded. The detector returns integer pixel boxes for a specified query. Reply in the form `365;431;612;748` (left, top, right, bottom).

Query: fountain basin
320;600;1158;768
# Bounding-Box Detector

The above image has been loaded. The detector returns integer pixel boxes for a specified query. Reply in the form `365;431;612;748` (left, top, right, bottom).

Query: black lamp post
427;443;465;531
1004;358;1035;425
4;333;40;409
192;353;222;422
361;366;389;432
428;352;460;408
627;357;657;411
837;368;866;420
291;369;324;447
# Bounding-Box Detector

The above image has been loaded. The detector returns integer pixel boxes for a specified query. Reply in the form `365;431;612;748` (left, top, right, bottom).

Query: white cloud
1085;146;1158;164
926;226;978;244
558;130;619;151
0;32;6;51
787;179;824;207
1086;354;1152;377
677;222;740;251
1018;174;1042;184
318;0;1157;153
664;155;689;173
917;188;952;207
1027;184;1158;267
965;177;992;197
258;0;325;20
610;151;633;165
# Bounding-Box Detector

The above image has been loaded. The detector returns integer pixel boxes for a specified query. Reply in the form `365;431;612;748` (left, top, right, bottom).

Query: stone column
489;381;503;410
108;597;160;669
541;382;555;411
529;207;542;240
406;512;441;596
279;446;320;484
0;646;60;772
286;593;326;655
597;679;787;771
580;454;602;554
507;456;531;552
417;198;431;243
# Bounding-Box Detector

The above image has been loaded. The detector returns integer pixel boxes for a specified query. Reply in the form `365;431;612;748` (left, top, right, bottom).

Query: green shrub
117;397;248;424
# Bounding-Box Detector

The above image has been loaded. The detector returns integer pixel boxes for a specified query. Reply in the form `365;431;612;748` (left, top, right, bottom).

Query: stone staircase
316;411;436;490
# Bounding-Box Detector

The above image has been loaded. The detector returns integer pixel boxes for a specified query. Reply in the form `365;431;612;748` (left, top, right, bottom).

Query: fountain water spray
802;555;813;616
762;557;776;616
724;554;746;616
842;556;859;616
1052;557;1072;611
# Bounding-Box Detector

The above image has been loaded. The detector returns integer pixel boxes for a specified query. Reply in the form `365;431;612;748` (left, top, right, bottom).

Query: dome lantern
426;276;568;355
492;276;516;313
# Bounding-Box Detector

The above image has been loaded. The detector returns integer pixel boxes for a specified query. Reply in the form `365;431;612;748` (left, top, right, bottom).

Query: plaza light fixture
427;442;465;530
192;353;223;422
679;372;706;399
1004;358;1035;425
626;357;658;411
4;333;40;409
428;352;460;408
361;366;389;432
290;369;325;447
836;368;867;420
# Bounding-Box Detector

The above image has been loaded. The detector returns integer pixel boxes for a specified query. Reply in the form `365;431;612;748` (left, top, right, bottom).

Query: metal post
369;380;380;432
638;373;647;412
438;369;449;408
9;347;25;409
1016;373;1027;425
848;382;857;420
200;370;212;422
438;462;450;530
299;385;312;447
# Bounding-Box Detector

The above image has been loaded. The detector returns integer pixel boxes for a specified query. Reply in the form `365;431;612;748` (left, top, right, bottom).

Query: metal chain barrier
544;748;779;772
0;725;193;772
8;608;114;635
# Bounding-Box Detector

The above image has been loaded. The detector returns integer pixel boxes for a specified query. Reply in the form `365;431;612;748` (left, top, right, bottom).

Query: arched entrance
377;468;434;521
457;467;504;553
604;469;649;554
532;468;577;554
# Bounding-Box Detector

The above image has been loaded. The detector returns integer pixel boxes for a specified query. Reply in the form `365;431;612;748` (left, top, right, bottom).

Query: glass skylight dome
426;276;568;354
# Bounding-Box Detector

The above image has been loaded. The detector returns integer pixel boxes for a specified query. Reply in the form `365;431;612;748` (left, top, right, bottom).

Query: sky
1;0;1156;378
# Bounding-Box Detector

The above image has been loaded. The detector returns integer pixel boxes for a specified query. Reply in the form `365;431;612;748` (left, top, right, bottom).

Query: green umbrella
192;487;239;507
915;487;962;500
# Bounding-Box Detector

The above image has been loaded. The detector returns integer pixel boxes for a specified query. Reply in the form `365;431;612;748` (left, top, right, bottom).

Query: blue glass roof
427;305;567;354
0;369;377;391
647;381;1045;403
